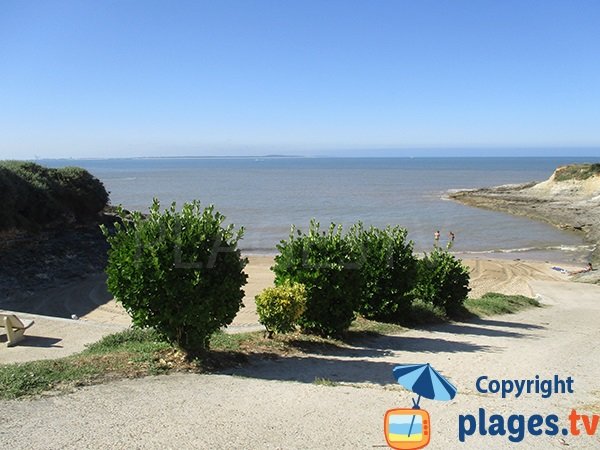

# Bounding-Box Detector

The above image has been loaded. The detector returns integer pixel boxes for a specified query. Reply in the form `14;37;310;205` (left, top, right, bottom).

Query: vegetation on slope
0;161;108;231
553;163;600;182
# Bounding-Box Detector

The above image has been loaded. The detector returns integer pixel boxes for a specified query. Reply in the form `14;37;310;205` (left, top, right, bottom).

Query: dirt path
2;279;599;449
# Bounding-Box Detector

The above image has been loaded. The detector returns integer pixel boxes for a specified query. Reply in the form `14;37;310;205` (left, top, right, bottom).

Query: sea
42;156;599;263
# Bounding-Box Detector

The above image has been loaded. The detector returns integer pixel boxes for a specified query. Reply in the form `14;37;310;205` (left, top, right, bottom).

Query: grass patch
0;328;339;399
0;329;184;400
313;377;339;387
84;327;170;355
405;300;447;324
554;163;600;182
464;292;541;317
213;318;407;355
348;316;407;335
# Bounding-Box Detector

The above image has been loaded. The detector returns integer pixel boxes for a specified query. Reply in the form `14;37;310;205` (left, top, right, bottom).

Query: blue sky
1;0;599;158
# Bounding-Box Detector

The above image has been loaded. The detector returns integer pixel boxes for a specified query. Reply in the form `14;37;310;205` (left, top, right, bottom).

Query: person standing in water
446;231;456;250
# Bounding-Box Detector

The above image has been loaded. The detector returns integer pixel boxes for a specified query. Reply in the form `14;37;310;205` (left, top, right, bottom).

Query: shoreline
1;226;593;328
243;249;588;266
4;162;599;326
449;171;600;273
1;215;590;325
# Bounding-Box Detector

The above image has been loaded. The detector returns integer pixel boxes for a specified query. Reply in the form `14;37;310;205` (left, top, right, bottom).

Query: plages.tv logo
384;363;457;450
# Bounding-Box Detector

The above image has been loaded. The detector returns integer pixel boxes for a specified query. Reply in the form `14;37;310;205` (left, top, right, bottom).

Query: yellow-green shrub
255;281;307;337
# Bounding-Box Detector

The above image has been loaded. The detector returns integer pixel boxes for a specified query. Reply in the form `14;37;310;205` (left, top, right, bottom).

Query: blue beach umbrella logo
384;363;457;450
393;363;457;405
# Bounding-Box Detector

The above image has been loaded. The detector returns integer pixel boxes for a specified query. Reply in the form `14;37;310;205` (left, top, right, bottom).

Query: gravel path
2;280;600;449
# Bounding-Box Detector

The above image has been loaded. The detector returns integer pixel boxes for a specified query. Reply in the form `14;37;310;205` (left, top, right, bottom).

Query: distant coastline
24;154;600;162
33;155;306;162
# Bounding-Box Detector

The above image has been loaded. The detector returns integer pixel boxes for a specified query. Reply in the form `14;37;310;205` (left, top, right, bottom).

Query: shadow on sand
407;317;546;339
470;318;546;330
216;313;547;385
219;334;495;385
0;273;112;320
0;335;63;348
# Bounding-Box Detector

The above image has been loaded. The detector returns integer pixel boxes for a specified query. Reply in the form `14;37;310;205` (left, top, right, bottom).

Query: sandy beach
3;254;573;328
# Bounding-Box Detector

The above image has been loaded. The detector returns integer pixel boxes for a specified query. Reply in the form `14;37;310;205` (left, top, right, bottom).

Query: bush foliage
0;161;108;231
255;281;307;337
102;199;247;352
348;223;417;321
415;248;471;316
272;220;471;333
272;220;362;337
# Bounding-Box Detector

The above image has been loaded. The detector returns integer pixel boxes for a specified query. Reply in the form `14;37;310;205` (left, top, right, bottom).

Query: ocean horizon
43;156;598;263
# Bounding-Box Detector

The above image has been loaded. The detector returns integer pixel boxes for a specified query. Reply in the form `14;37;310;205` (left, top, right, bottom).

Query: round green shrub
348;223;417;322
415;248;471;316
272;220;362;337
102;199;247;353
255;281;307;337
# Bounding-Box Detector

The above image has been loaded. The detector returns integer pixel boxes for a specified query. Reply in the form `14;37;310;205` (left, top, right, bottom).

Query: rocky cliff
450;164;600;271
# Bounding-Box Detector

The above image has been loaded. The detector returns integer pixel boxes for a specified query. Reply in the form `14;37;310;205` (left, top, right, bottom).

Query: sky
1;0;599;159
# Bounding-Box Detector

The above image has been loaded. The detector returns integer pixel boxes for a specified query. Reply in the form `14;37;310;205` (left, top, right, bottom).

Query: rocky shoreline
450;166;600;280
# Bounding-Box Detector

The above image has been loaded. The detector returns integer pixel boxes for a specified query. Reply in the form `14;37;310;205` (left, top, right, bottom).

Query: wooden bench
0;313;35;347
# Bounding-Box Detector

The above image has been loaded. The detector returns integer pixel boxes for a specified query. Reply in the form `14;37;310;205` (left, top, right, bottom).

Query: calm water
43;157;599;262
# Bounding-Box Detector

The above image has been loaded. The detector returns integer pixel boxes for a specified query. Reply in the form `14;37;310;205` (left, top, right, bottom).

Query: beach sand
72;255;571;326
1;255;577;331
3;255;575;327
1;255;573;365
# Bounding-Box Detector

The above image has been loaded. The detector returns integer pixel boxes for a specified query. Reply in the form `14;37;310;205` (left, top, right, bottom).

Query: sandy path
2;279;599;449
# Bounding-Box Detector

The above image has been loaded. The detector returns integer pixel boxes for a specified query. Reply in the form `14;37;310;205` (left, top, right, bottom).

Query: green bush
0;161;108;230
415;248;471;316
348;223;417;322
272;220;362;337
255;281;307;337
54;166;109;216
102;199;247;353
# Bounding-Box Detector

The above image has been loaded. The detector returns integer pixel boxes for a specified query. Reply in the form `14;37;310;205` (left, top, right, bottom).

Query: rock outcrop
450;164;600;274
